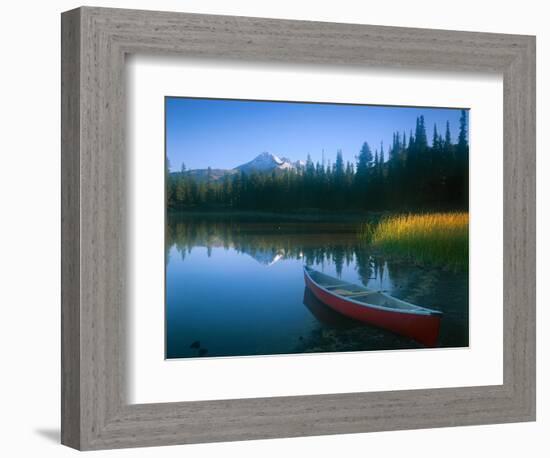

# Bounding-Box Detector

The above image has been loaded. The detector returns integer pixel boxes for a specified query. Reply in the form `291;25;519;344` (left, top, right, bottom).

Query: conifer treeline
167;111;469;212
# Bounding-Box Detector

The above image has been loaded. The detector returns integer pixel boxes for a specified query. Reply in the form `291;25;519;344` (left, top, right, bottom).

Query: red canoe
304;266;442;347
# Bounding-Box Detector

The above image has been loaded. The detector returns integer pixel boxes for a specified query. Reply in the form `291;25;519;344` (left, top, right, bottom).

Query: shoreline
167;209;381;222
167;208;467;223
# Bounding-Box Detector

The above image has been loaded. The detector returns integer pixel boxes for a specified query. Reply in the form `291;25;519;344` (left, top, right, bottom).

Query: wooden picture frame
61;6;536;450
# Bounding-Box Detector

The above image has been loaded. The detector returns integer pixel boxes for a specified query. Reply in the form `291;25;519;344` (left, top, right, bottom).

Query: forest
167;111;469;212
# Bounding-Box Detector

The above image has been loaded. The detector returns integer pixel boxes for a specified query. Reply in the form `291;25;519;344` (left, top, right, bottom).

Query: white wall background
0;1;546;456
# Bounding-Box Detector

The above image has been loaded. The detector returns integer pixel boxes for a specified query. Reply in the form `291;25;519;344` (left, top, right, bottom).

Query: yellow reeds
360;212;469;270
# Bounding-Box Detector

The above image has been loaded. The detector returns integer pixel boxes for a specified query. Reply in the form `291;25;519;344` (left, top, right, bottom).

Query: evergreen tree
408;130;415;149
345;161;354;185
222;174;232;206
305;154;315;178
176;178;187;203
432;124;440;150
166;158;174;206
356;142;373;178
355;142;373;209
415;116;428;150
457;110;468;156
334;149;345;181
454;110;469;208
444;121;452;150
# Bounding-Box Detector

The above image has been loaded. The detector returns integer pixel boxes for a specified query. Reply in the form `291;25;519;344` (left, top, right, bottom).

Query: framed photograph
61;6;535;450
164;98;468;357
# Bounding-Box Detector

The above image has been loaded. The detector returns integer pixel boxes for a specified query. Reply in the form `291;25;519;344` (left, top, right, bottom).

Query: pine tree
454;109;469;208
408;130;415;149
354;142;373;209
357;141;373;178
345;161;354;185
335;149;345;181
305;153;315;178
432;124;439;150
222;174;232;206
166;158;174;207
457;110;468;156
176;178;187;204
415;116;428;150
444;121;452;149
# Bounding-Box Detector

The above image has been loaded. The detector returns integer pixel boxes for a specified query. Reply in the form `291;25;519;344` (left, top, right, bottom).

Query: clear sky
166;97;468;172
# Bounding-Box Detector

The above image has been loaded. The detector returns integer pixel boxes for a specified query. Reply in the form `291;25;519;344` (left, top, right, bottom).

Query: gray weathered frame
61;6;536;451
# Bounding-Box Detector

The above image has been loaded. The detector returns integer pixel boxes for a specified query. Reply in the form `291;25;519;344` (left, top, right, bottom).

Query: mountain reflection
166;215;385;285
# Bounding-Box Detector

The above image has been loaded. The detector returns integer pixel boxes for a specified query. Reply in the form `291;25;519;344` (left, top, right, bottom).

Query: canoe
303;266;442;347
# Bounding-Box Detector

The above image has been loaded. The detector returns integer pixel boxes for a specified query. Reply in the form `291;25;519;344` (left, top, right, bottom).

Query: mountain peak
257;151;283;164
171;152;304;182
236;152;295;173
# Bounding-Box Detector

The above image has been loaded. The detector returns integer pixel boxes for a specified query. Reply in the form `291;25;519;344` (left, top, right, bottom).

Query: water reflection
166;214;468;358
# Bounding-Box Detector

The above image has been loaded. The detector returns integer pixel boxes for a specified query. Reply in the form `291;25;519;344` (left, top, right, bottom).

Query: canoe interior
304;266;440;315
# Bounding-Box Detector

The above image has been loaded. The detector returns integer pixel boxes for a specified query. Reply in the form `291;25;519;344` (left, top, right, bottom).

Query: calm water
166;214;469;359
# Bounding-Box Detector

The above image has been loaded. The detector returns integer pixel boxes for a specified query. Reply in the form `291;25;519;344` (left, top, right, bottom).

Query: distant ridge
171;152;305;182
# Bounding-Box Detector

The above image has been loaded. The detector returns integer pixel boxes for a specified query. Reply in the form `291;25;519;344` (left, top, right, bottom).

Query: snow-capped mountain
235;152;300;173
171;152;304;181
247;248;286;266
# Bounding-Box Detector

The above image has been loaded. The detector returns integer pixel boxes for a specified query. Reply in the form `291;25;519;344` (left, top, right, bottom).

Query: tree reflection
166;215;371;276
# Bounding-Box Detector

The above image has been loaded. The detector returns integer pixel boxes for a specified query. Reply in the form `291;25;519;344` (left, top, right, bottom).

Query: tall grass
360;212;469;270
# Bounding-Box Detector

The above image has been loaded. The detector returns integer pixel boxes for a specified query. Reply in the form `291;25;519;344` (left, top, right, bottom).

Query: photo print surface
165;97;469;359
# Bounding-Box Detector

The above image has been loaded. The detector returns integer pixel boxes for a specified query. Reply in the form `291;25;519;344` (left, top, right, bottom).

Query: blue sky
166;97;468;171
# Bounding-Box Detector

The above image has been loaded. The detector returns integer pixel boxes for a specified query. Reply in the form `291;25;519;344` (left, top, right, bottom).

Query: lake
166;213;469;359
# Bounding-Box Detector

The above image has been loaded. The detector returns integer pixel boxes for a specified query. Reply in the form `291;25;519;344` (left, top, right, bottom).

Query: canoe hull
304;271;441;347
